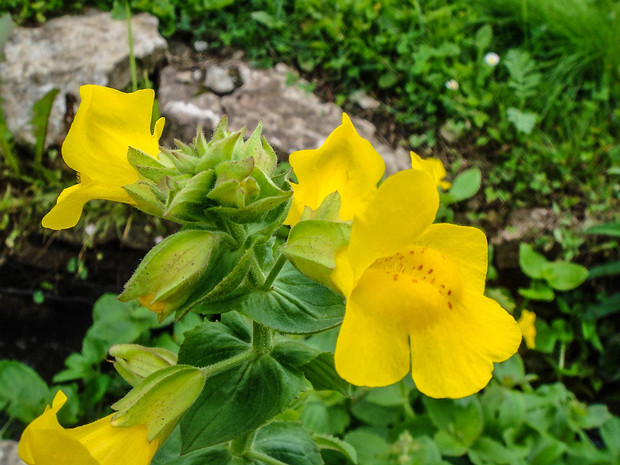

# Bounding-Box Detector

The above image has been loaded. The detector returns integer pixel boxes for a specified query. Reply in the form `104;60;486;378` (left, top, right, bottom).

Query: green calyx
109;344;178;388
111;364;206;442
124;117;290;225
282;192;351;292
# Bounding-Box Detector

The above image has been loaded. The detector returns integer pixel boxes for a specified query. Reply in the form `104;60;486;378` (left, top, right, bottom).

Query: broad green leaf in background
0;360;50;423
519;243;548;279
540;262;588;291
584;222;620;237
314;433;358;464
344;428;390;465
251;421;323;465
446;167;482;203
507;107;537;134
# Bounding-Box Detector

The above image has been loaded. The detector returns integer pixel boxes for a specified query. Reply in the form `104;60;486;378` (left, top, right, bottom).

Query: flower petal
331;169;438;296
415;224;489;295
28;429;98;465
62;85;162;186
285;113;385;225
335;274;410;386
409;291;522;398
69;416;158;465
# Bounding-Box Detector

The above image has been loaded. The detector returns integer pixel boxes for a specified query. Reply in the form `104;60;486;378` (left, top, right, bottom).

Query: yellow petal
415;224;489;295
285;113;385;225
18;390;158;465
331;168;438;297
28;429;98;465
43;85;163;230
409;291;522;398
410;152;451;191
335;284;410;387
69;416;158;465
518;310;537;349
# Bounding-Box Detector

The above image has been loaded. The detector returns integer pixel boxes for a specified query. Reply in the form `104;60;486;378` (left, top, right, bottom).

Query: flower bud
283;192;351;292
111;365;206;442
109;344;178;387
118;229;222;321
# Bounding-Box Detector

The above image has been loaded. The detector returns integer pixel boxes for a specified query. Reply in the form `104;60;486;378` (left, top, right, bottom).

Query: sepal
111;364;206;442
109;344;178;387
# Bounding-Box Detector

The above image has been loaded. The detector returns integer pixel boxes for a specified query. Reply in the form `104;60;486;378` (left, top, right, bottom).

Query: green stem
245;451;288;465
229;430;257;456
558;342;566;372
261;254;287;290
200;350;256;378
252;321;273;356
126;0;138;92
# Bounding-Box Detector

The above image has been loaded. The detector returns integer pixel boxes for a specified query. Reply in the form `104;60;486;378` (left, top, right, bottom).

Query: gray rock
0;440;25;465
158;56;409;175
204;62;241;95
0;11;167;149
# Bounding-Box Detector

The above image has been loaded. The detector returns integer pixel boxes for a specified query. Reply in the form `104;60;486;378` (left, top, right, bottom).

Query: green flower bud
109;344;178;387
118;229;222;321
282;192;351;292
125;118;290;226
111;365;206;442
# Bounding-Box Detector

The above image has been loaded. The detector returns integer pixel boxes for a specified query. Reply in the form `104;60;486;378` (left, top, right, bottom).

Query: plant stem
126;0;138;92
200;349;255;378
245;451;288;465
229;430;257;456
261;254;287;290
252;321;273;356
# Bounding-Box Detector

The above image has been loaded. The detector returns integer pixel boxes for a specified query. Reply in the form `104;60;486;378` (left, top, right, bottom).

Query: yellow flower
284;113;385;225
330;168;522;398
410;151;451;191
518;310;537;349
42;85;165;230
18;390;158;465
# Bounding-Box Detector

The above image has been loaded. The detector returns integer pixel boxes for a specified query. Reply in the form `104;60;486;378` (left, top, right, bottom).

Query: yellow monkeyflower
410;151;451;191
42;85;165;230
284;113;385;225
518;310;537;349
18;390;159;465
330;168;522;398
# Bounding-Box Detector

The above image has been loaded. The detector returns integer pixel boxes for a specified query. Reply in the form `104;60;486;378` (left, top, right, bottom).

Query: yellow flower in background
284;113;385;225
42;85;165;230
518;309;537;349
410;151;451;191
18;390;158;465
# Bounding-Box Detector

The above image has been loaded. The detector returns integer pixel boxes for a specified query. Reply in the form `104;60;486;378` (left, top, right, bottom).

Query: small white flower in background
484;52;500;67
445;79;459;91
154;236;164;244
193;40;209;52
85;223;96;235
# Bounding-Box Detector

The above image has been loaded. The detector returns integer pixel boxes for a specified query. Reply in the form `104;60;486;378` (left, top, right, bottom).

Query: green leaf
300;397;350;435
179;320;305;451
588;261;620;278
493;354;526;387
314;433;358;464
601;416;620;460
507;107;537;134
584;222;620;237
448;167;481;202
518;281;555;301
0;14;15;61
434;430;468;457
344;428;390;465
540;261;588;291
30;88;60;166
272;341;350;396
251;11;277;28
378;72;398;89
0;360;50;423
152;428;231;465
475;25;493;51
519;243;549;279
424;397;483;448
250;421;323;465
584;292;620;320
469;437;526;464
230;262;345;334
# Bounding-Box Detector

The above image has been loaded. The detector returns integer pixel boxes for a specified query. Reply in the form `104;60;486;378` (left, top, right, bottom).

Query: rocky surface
0;441;24;465
491;207;558;270
0;10;167;148
158;54;410;175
